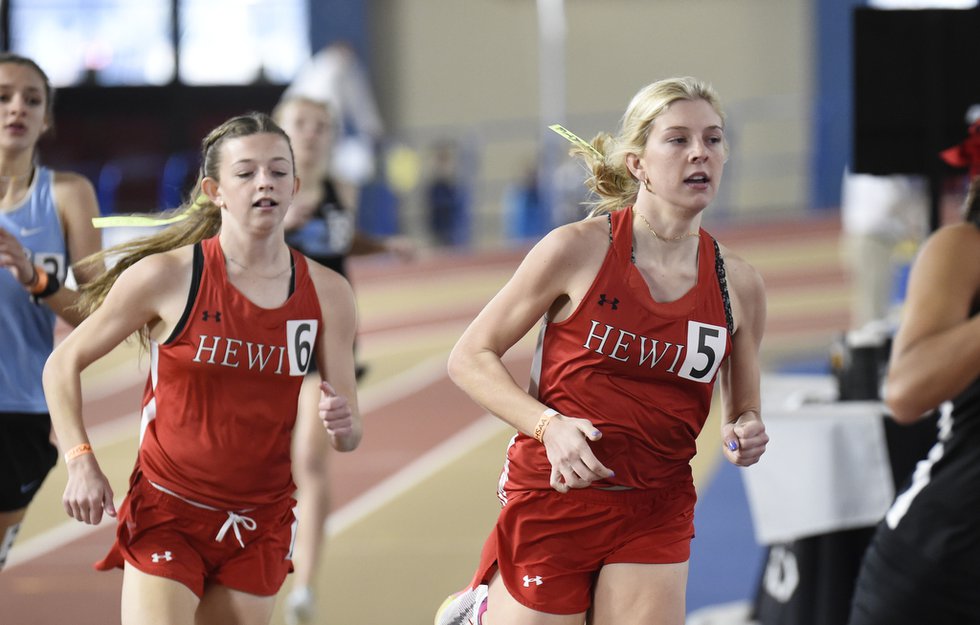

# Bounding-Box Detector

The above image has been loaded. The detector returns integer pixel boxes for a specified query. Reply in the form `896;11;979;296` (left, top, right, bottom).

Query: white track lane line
325;414;507;538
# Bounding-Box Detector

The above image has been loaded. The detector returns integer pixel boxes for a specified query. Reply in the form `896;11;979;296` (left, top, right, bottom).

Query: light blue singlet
0;167;68;414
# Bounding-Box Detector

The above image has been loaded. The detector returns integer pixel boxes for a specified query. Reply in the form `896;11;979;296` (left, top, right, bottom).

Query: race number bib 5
677;321;727;383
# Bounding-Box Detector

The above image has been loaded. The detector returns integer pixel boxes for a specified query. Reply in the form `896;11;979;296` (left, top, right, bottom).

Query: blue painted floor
687;459;764;614
686;356;833;616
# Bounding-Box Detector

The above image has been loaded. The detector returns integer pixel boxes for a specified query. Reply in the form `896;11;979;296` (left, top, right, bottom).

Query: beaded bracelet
64;443;93;463
533;408;558;444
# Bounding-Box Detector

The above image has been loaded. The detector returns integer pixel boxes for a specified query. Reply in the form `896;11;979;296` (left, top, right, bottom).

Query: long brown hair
77;113;294;328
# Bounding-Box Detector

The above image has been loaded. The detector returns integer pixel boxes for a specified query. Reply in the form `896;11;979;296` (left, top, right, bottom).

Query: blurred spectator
504;158;551;241
551;155;591;226
839;169;928;330
425;140;467;246
283;41;383;191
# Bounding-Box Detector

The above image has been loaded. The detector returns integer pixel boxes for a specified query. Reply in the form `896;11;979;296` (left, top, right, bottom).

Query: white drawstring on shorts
215;512;258;549
149;481;257;549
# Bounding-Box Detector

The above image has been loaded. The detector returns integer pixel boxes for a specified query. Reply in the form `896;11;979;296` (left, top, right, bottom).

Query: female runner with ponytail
43;112;362;625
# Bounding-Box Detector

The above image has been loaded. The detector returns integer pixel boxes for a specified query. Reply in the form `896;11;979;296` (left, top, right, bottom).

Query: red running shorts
470;484;696;614
95;475;297;598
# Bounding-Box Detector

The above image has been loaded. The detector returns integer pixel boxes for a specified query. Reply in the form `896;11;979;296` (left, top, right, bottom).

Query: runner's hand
542;414;614;493
63;455;116;525
319;381;354;448
0;227;35;285
722;416;768;467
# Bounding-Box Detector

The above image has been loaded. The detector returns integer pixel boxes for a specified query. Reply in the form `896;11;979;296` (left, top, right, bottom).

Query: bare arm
47;171;104;326
0;172;102;326
42;250;191;524
447;221;615;492
309;263;362;451
717;248;768;466
884;224;980;423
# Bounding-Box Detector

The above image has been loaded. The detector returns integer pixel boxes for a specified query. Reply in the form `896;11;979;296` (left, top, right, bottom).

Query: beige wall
369;0;813;245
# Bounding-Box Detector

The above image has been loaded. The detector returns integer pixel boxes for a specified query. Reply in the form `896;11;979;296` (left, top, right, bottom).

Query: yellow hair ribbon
548;124;603;159
91;196;207;229
93;213;188;228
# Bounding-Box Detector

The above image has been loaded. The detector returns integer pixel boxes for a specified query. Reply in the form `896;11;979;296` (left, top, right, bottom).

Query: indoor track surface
2;214;849;624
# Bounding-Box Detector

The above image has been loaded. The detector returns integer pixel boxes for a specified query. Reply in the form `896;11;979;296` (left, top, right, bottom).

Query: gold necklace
636;212;699;241
225;253;292;279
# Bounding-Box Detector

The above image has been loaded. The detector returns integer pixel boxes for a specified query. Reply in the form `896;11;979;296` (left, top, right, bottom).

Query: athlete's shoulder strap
162;241;205;344
711;237;734;336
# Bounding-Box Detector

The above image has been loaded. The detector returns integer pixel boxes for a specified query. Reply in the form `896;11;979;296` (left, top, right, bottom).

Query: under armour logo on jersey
523;575;543;587
202;310;221;322
598;294;619;310
151;551;173;563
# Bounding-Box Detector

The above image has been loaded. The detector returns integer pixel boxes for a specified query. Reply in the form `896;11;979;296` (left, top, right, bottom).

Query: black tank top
848;302;980;625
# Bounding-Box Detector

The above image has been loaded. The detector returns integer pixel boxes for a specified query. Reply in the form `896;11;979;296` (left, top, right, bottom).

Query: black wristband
36;271;60;299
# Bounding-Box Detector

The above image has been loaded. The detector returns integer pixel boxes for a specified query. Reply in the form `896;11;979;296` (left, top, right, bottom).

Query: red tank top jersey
137;236;322;510
501;206;733;497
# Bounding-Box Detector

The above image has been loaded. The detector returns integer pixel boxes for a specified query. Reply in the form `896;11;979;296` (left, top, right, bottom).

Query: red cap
940;119;980;178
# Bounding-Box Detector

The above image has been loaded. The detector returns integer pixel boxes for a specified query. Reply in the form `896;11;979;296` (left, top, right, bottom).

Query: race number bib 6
286;319;319;376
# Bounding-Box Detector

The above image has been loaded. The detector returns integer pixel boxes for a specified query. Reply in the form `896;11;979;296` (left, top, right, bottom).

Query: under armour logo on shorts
523;575;543;587
151;551;173;563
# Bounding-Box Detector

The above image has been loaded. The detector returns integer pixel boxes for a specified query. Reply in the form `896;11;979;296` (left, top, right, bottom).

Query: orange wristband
28;265;48;295
533;409;558;444
64;443;93;462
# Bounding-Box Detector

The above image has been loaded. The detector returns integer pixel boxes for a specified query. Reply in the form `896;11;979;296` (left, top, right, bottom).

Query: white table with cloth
742;373;895;545
742;373;936;625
